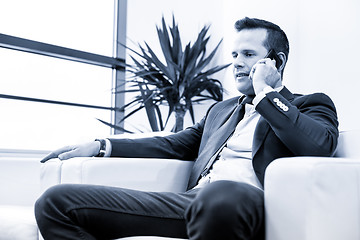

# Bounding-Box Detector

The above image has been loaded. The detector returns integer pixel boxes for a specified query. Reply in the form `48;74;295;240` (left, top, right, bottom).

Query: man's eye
232;53;238;58
245;53;254;57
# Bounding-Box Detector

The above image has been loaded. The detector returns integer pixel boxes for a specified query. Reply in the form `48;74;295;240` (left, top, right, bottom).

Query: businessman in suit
36;17;339;240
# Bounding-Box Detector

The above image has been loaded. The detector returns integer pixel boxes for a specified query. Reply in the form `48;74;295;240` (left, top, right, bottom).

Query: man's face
232;28;269;96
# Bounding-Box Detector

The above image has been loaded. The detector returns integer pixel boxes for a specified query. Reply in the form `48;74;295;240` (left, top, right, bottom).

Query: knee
191;181;263;215
185;181;264;239
35;184;77;220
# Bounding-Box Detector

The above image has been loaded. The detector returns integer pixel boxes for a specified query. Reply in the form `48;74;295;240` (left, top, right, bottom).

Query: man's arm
109;118;205;161
41;141;101;162
250;56;338;156
256;90;338;156
41;114;206;163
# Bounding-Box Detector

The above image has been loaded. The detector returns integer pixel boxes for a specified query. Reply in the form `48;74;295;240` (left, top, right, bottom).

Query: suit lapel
252;117;270;157
188;96;245;189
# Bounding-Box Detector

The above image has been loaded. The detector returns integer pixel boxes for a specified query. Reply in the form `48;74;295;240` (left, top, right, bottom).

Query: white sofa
265;130;360;240
0;150;48;240
0;130;359;240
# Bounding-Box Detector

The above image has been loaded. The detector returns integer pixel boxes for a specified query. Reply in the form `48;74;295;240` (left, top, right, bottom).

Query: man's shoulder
209;96;239;111
293;92;335;104
291;92;337;113
216;96;240;105
204;96;240;119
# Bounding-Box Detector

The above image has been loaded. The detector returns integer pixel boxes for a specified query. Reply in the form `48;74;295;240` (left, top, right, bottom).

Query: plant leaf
96;118;133;133
104;16;229;133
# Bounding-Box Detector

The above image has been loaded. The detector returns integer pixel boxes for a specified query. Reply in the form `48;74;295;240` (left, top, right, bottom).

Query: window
0;0;114;56
0;0;126;150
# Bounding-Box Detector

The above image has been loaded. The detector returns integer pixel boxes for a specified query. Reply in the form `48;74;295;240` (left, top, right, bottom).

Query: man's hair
234;17;290;61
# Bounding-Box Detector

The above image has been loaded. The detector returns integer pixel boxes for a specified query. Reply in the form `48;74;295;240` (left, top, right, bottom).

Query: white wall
125;0;226;131
221;0;360;131
126;0;360;132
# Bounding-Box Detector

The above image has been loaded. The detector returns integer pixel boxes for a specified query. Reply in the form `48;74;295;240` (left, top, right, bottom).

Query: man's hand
40;141;100;163
250;58;281;95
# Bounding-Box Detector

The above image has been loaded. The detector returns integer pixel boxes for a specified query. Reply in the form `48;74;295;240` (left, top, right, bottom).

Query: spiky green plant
109;16;230;133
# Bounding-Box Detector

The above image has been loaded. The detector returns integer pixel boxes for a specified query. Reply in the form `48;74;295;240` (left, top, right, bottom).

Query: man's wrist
104;139;112;157
94;138;112;157
95;139;106;157
253;86;275;106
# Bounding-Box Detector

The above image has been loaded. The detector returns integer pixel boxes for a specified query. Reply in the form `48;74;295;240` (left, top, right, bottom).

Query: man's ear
277;52;287;72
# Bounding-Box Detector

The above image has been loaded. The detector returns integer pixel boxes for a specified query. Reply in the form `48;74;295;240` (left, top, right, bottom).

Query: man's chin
236;88;255;96
235;82;254;96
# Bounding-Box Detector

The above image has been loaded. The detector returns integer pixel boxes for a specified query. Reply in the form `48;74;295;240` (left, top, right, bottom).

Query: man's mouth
235;73;249;78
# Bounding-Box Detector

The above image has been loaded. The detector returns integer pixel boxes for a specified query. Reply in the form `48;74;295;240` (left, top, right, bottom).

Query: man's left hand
250;58;281;95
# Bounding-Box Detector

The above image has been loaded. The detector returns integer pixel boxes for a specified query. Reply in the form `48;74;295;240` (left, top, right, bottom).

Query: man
36;17;339;240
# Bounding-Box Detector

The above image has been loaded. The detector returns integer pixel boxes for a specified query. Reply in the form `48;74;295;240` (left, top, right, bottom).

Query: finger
58;148;79;160
40;145;74;163
249;65;256;80
257;58;267;64
271;59;279;70
40;152;57;163
262;58;277;69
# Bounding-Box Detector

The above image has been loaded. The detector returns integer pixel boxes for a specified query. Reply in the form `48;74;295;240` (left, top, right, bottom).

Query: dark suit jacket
109;87;339;190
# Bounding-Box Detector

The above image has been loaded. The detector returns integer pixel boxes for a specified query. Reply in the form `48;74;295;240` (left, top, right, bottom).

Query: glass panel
0;0;115;56
0;98;112;150
0;48;112;107
0;48;113;150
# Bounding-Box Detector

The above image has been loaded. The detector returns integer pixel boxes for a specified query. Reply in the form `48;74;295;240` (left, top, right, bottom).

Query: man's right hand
40;141;100;163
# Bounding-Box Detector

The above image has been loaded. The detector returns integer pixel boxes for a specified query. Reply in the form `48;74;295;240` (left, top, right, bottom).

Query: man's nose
233;58;245;69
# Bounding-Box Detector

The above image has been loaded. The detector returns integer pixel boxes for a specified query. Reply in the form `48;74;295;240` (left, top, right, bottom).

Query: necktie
187;95;253;189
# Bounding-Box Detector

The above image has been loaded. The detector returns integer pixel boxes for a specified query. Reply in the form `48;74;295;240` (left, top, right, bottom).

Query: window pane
0;48;113;107
0;99;112;151
0;0;115;56
0;48;113;150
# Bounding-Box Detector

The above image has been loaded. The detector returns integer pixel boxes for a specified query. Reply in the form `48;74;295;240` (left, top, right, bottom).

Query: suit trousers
35;181;264;240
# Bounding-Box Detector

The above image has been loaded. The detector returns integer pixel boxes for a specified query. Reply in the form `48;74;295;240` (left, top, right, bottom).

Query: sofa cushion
0;205;38;240
0;158;42;206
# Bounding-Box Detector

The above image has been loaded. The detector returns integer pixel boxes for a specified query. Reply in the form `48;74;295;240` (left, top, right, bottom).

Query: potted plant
101;16;230;133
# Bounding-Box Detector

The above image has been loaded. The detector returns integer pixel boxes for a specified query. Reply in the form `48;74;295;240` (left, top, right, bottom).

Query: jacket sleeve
255;91;339;156
108;117;205;161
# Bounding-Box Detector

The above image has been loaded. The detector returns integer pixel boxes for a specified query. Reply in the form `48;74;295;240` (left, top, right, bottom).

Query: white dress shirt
195;86;284;189
196;103;263;189
103;86;284;190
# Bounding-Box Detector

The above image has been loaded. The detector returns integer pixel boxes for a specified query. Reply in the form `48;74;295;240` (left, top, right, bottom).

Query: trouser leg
35;184;198;240
185;181;265;240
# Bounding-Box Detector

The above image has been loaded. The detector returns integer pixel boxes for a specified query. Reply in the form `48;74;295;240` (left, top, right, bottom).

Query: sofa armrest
264;157;360;240
0;158;42;206
41;157;194;193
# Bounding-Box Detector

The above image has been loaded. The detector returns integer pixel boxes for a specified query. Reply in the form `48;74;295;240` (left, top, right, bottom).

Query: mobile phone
264;49;281;69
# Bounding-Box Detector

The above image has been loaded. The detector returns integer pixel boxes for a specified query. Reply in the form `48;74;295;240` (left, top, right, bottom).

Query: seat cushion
0;205;38;240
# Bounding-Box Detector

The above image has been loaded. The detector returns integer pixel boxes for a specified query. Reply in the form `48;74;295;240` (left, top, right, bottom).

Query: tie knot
238;95;254;105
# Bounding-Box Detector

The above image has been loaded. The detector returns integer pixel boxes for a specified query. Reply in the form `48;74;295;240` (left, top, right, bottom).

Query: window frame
0;0;127;136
